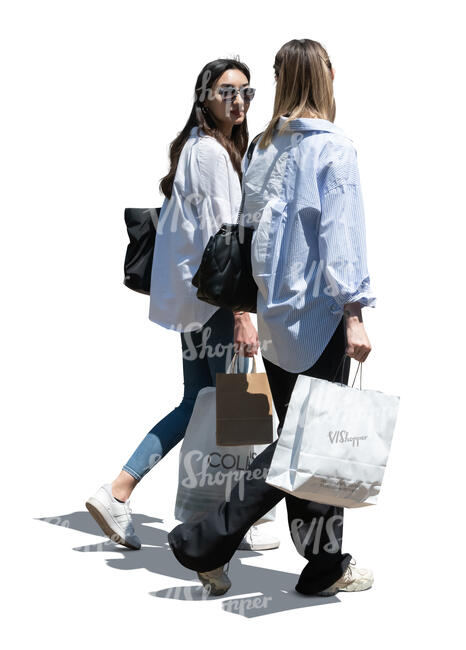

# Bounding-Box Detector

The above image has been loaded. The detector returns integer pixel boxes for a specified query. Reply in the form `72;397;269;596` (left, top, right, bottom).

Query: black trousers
168;317;352;595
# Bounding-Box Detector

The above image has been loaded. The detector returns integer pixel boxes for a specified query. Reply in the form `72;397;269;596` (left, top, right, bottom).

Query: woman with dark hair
168;39;377;597
86;58;279;553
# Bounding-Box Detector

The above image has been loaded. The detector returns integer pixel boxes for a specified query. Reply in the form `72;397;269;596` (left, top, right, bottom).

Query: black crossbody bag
192;132;263;313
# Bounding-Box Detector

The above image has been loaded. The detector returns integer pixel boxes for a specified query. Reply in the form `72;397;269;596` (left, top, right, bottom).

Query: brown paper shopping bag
216;353;274;446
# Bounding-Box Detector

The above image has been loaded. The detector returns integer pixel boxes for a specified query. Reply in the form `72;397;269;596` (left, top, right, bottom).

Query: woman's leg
168;438;283;571
277;318;352;594
168;317;352;593
86;309;234;548
200;307;236;382
114;308;235;498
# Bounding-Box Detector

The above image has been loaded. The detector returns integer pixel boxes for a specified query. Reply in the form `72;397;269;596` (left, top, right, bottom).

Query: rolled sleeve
318;181;377;316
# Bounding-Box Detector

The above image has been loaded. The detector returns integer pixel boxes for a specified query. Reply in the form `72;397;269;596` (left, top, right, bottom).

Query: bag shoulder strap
237;132;264;224
246;131;264;162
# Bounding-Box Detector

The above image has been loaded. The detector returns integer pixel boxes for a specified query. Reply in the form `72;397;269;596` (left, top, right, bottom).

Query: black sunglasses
217;86;256;102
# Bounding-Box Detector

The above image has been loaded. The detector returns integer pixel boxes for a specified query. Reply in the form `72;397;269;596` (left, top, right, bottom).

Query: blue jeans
123;307;250;481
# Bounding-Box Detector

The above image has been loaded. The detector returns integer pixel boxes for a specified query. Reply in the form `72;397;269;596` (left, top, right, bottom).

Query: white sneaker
197;566;231;596
85;484;141;550
316;559;374;596
238;525;280;551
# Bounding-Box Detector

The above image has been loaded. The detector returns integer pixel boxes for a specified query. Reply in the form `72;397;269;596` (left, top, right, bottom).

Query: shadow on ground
36;511;340;618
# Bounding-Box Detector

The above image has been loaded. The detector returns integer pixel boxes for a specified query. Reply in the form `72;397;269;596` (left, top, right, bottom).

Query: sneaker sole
237;541;280;551
317;581;373;597
85;497;140;550
340;580;374;593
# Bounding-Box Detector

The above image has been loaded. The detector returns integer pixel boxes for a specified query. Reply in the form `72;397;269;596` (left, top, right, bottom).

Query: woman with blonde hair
168;39;377;597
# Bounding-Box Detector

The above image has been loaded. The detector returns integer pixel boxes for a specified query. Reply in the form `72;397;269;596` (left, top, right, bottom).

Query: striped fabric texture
240;116;376;373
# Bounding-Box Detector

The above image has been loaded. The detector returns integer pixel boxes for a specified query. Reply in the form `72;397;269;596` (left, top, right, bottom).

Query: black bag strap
237;132;264;225
246;131;263;163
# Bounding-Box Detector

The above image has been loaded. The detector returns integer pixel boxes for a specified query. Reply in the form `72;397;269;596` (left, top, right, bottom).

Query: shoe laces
346;558;357;580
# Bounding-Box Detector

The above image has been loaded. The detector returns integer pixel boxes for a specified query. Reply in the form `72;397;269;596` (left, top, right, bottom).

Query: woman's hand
344;302;372;362
233;312;260;357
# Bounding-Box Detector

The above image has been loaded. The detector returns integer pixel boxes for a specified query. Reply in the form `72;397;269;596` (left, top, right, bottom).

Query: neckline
277;115;346;135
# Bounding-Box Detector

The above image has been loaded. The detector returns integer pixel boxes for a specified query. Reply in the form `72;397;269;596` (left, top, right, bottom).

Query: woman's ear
331;67;335;81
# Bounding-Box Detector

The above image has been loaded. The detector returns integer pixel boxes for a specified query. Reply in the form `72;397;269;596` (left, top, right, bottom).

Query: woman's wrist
343;302;362;323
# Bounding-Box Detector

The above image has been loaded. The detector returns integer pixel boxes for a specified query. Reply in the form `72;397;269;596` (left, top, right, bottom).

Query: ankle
111;484;130;502
111;470;138;502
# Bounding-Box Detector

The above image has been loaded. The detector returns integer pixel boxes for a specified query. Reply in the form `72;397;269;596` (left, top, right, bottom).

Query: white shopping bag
266;363;400;508
175;386;278;523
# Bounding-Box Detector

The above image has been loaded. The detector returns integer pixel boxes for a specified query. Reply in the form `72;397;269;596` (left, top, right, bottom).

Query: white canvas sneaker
85;484;141;550
238;525;280;551
316;559;374;596
197;566;231;596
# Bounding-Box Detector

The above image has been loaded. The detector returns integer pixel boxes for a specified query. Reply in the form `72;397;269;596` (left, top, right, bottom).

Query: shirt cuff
329;278;377;316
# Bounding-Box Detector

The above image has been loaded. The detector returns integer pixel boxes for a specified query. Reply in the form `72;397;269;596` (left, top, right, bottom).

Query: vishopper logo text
328;430;368;447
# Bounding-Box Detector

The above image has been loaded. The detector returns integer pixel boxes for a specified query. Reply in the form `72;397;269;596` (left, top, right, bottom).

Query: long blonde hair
259;39;335;149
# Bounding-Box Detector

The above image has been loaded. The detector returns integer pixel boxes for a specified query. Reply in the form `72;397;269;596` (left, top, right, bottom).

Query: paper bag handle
332;354;363;389
226;352;257;374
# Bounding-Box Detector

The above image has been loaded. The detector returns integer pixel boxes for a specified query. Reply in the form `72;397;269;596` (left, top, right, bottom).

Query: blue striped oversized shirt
241;116;376;373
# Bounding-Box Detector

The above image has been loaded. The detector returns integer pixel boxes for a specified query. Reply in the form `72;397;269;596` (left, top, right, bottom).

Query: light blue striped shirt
241;116;376;373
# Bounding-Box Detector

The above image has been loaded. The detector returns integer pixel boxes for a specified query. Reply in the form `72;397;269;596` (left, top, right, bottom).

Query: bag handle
351;361;363;390
332;353;363;389
226;352;257;374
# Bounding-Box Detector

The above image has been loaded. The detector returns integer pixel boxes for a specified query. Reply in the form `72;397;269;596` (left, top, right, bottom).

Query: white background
2;0;465;647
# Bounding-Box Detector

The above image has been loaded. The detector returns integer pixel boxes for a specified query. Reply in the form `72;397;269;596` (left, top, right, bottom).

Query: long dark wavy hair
159;57;250;199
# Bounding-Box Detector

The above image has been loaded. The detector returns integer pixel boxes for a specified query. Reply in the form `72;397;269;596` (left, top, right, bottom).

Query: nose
232;92;244;111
